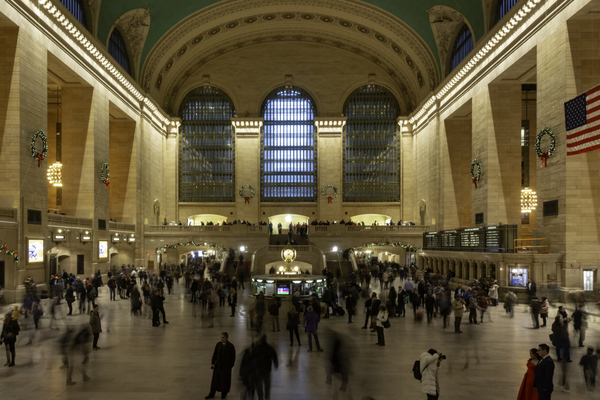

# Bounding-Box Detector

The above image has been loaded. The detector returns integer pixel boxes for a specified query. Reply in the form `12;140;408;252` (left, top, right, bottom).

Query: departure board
485;226;501;250
460;228;483;248
441;230;458;247
425;233;439;248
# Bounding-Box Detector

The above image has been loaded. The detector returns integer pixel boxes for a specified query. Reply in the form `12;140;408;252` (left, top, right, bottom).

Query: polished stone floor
0;280;598;400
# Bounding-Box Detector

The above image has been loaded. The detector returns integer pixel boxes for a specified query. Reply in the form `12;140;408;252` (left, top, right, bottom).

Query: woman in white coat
374;305;388;346
420;349;444;399
488;281;499;306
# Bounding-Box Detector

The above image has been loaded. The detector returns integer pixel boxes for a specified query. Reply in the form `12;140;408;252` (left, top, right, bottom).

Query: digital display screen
277;286;290;296
99;240;108;258
28;239;44;263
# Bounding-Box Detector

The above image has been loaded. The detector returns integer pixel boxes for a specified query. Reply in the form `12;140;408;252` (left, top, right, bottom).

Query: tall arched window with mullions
179;87;236;202
261;86;317;202
60;0;88;28
108;29;131;75
494;0;521;26
450;24;474;72
343;85;401;202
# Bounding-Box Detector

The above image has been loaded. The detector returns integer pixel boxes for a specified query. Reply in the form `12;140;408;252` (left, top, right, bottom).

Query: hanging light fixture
521;188;537;213
48;162;62;186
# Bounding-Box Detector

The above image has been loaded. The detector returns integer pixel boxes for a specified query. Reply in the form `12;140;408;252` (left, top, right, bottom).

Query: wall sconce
81;230;92;244
111;233;121;243
53;228;67;243
128;234;136;244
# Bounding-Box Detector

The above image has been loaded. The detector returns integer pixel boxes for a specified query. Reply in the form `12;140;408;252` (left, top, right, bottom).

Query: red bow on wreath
472;178;478;189
104;179;110;189
244;197;250;204
327;196;333;203
36;153;44;167
540;152;550;168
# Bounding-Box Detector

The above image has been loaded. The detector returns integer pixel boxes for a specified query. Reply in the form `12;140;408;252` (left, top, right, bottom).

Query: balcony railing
146;225;268;234
47;214;93;228
109;222;136;232
0;208;17;222
308;224;429;234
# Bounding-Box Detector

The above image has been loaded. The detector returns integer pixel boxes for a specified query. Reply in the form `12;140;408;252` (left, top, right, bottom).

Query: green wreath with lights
535;127;556;167
31;130;48;167
239;185;255;203
322;185;338;203
470;159;481;189
100;162;110;189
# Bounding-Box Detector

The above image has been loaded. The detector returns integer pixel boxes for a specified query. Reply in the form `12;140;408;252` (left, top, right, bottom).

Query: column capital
232;117;263;137
167;118;181;137
314;117;347;137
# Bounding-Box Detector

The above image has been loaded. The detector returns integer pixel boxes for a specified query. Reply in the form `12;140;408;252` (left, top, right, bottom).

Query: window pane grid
60;0;87;28
261;86;317;202
495;0;521;24
179;87;236;202
343;85;400;202
451;25;473;71
108;30;131;75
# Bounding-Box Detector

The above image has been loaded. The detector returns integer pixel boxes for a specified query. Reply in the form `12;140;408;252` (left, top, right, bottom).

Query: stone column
498;261;507;287
163;119;180;223
232;118;263;223
471;84;521;227
315;117;346;222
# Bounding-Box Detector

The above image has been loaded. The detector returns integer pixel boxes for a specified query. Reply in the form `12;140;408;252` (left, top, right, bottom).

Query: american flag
565;84;600;156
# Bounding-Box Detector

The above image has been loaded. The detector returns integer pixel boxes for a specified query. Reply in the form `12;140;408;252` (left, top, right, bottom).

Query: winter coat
452;299;465;317
541;300;549;314
375;310;388;328
89;311;102;334
420;352;440;396
303;311;319;332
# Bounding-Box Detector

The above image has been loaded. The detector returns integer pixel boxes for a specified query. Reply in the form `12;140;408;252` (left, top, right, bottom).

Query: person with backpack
418;349;445;399
467;290;478;324
65;282;76;315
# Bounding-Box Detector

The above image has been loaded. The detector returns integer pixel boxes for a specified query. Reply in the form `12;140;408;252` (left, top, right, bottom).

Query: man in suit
534;343;555;400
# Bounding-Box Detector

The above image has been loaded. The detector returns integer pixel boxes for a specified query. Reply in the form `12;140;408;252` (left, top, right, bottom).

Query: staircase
269;234;309;245
223;257;237;278
325;253;354;283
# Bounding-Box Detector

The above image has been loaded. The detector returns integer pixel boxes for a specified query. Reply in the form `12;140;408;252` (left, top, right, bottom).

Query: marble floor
0;281;598;400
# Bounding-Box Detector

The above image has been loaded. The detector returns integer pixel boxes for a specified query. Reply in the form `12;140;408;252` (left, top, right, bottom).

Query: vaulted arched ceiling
94;0;486;114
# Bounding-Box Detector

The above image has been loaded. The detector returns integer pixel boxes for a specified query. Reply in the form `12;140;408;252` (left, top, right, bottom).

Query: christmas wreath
31;130;48;167
239;185;255;203
322;185;338;203
100;162;110;189
535;127;556;167
470;159;482;189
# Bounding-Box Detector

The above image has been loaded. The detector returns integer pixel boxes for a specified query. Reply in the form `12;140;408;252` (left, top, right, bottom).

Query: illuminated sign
81;236;92;241
98;240;108;258
128;237;136;242
28;239;44;263
53;235;65;240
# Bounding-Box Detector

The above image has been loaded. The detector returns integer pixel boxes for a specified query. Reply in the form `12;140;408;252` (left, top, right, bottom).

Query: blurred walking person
286;305;301;346
254;334;279;400
346;292;356;323
1;312;19;366
89;304;102;350
303;306;323;352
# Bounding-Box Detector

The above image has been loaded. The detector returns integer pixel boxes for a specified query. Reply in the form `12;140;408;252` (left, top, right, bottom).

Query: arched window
108;30;131;75
261;86;317;202
494;0;521;25
179;87;236;202
450;25;473;71
60;0;87;28
343;85;401;202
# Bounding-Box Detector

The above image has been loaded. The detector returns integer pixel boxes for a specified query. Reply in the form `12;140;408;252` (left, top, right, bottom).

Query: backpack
412;359;429;381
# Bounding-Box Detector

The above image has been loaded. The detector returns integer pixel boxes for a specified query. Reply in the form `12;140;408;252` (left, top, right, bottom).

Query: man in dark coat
206;332;236;399
534;343;555;400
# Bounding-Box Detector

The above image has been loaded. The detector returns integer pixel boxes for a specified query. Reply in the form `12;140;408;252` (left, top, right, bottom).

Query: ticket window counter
509;266;529;288
291;279;325;297
253;279;275;296
252;277;326;298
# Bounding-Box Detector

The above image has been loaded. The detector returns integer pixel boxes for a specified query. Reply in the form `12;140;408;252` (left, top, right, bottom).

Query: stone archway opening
349;214;392;226
187;214;228;226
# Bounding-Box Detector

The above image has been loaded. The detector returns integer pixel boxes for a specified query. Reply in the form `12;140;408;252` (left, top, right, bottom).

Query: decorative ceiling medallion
391;43;402;54
417;72;424;87
191;35;203;45
320;16;333;23
282;13;296;19
339;20;352;28
164;59;173;71
226;21;239;29
155;74;162;89
244;17;257;23
357;25;370;34
208;27;221;35
375;33;387;42
301;14;314;20
406;56;415;69
263;14;276;20
177;46;188;57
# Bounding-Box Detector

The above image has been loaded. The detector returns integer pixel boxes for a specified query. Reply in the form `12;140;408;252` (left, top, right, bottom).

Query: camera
439;355;447;360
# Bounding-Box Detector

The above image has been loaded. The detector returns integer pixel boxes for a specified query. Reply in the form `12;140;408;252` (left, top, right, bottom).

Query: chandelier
521;188;537;213
47;162;62;187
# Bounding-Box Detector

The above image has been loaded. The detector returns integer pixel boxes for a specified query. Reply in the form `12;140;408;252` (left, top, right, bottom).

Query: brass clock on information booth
281;247;296;264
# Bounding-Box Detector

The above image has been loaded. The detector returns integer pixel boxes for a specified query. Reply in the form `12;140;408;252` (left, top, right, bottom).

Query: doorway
77;255;84;275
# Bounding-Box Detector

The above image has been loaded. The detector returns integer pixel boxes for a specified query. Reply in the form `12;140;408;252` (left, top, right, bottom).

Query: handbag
383;320;391;329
